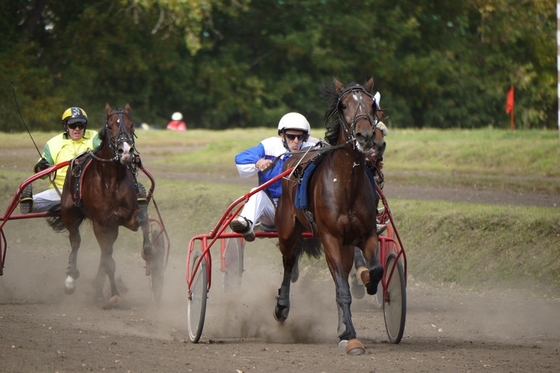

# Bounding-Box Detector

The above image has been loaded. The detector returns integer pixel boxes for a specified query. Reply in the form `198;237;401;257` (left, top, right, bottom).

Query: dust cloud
1;218;559;352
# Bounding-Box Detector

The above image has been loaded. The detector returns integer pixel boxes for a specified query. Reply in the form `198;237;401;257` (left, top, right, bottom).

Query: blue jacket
234;137;315;198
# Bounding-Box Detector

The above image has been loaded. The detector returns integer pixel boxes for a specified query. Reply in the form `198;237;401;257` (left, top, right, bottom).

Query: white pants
239;188;277;229
33;188;61;212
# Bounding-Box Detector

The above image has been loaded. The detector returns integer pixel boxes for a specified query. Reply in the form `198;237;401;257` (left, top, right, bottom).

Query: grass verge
1;128;559;297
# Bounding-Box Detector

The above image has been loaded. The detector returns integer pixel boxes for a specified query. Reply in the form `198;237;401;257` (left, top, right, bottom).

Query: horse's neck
96;142;115;160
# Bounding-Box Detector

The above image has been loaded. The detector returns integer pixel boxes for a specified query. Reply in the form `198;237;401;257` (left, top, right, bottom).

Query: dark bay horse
48;103;152;305
275;78;385;354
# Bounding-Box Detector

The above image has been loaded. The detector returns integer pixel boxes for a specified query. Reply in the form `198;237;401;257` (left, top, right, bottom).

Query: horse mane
323;81;364;145
322;83;340;145
94;125;110;154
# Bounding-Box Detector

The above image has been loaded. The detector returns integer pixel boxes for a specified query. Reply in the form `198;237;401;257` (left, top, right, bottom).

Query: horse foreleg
357;236;384;295
92;223;120;304
64;226;82;295
329;245;365;355
326;245;355;340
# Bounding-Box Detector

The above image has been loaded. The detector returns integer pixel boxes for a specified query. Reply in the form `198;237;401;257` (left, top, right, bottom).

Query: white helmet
172;112;183;121
277;112;310;136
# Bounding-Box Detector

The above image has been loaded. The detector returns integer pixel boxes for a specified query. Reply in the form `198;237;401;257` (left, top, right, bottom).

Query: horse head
104;103;135;165
333;78;381;154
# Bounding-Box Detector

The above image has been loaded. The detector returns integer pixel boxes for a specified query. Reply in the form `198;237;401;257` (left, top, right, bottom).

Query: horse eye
341;104;347;110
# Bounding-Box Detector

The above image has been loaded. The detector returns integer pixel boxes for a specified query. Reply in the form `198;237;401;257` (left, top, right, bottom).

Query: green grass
384;128;560;193
3;127;560;181
1;128;559;296
391;199;560;293
390;130;557;177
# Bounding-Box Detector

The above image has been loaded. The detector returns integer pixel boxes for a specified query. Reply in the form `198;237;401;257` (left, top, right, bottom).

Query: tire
149;228;165;304
383;253;406;344
187;250;208;343
373;280;384;308
222;237;244;292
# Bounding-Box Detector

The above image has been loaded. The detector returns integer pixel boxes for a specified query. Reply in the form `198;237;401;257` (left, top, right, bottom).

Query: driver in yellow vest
19;107;101;213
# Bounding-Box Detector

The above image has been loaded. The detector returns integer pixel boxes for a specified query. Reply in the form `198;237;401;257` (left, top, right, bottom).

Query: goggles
285;133;305;141
67;122;86;130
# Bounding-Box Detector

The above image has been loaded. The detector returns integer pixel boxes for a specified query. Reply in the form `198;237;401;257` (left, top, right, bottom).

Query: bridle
103;110;135;161
334;86;379;146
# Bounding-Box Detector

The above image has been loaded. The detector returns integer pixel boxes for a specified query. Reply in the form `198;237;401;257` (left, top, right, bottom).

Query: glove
34;158;51;173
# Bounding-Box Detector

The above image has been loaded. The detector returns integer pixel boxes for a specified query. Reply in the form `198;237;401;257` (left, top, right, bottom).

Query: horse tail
297;236;323;259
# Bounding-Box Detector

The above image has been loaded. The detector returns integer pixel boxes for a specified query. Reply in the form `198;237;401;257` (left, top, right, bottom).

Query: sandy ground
1;234;559;373
1;226;559;373
0;145;559;372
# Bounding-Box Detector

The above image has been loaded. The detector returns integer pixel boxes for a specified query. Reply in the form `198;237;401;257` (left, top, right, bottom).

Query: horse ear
365;77;374;92
125;103;131;114
333;78;345;94
105;103;112;115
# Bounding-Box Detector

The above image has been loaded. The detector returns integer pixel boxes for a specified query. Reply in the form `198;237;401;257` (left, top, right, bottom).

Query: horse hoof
141;249;153;262
64;276;75;295
65;268;80;280
102;295;121;309
366;265;384;295
345;339;365;355
273;305;289;322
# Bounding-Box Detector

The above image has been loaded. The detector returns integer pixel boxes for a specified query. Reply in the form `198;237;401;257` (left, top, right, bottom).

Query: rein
263;140;347;174
89;151;116;162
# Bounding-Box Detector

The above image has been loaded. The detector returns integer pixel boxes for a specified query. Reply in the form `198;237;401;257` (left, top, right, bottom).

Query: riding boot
230;216;255;242
19;184;34;214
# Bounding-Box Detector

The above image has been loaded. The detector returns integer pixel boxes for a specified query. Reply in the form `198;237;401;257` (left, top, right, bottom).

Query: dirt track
1;146;559;372
1;232;559;373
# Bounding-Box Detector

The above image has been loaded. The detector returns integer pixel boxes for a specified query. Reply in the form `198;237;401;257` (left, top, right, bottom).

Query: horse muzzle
355;132;375;153
117;141;135;165
353;118;377;153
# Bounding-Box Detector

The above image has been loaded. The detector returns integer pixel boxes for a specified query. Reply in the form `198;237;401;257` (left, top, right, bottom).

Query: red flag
506;86;514;114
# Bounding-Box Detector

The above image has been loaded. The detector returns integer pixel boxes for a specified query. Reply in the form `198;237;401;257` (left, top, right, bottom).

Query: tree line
0;0;555;133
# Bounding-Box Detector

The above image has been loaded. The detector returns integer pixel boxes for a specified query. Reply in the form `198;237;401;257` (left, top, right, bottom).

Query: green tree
0;0;556;132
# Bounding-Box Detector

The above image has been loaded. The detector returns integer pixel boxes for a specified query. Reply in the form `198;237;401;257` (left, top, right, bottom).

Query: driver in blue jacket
230;112;315;241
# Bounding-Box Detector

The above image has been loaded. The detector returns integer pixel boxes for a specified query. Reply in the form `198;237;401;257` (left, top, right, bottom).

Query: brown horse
275;78;385;354
48;103;152;305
